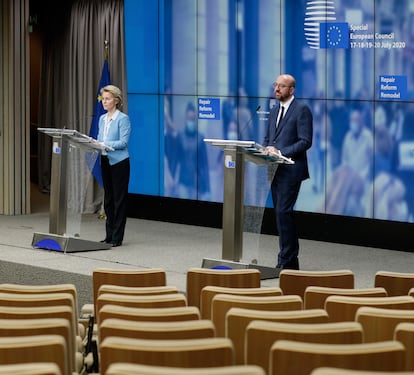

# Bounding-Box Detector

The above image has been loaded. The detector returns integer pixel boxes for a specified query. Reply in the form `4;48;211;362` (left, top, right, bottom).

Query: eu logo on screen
320;22;349;49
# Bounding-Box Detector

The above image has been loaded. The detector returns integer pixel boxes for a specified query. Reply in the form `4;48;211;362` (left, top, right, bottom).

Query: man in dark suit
263;74;313;271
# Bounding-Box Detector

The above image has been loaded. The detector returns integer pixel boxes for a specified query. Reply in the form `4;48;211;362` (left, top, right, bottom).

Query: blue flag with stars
320;22;349;49
89;60;110;187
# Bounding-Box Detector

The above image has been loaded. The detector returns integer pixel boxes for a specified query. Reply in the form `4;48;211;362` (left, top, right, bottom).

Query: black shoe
100;239;111;243
111;241;122;247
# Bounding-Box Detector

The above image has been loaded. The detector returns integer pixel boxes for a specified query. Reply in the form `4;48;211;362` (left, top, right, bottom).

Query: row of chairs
87;268;414;374
83;267;414;313
0;267;413;374
0;283;86;375
93;289;414;373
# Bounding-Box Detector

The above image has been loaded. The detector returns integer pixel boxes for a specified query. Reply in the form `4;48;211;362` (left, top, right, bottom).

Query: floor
0;185;413;310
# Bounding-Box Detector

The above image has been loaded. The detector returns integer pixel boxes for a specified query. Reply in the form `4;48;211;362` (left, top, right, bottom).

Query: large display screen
125;0;414;223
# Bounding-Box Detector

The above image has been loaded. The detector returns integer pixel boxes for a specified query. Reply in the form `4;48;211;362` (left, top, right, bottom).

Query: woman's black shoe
111;242;122;247
100;239;111;243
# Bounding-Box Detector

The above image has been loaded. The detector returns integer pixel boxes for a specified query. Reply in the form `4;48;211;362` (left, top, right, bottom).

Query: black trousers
271;179;302;269
101;156;130;243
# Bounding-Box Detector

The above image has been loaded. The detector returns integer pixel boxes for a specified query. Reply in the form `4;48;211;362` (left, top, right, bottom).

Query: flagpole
104;40;109;60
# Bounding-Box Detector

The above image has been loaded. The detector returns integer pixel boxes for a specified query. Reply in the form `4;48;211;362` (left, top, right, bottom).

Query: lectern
32;128;112;253
203;139;294;279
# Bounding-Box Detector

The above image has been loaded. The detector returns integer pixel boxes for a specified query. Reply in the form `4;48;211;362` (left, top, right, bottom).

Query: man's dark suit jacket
263;98;313;182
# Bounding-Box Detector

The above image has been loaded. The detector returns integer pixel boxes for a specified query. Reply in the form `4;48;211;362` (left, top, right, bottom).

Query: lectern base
32;232;112;253
202;257;281;280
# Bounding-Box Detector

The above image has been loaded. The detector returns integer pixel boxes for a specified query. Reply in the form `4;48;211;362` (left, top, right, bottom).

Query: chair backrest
96;293;187;323
98;284;178;297
0;284;79;317
269;340;405;375
92;268;167;316
247;321;363;374
99;318;215;342
0;362;62;375
0;305;79;369
0;335;70;375
304;286;387;309
325;295;414;322
394;322;414;370
227;307;329;364
0;318;75;372
279;270;354;300
99;336;235;374
0;293;78;337
0;284;84;340
375;271;414;296
98;304;200;323
200;286;282;319
106;363;265;375
186;268;261;308
356;306;414;342
311;368;414;375
212;294;303;336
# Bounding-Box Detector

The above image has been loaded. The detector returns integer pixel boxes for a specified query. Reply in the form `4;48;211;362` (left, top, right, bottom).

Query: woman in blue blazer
97;85;131;247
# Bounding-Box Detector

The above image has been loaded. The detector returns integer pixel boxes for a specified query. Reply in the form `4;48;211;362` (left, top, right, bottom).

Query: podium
203;139;293;279
32;128;112;253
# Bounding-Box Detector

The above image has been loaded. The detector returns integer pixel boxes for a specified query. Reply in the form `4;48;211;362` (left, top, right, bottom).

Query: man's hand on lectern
265;146;281;156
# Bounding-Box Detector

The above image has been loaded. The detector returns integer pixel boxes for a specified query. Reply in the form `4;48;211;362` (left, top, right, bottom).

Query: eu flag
320;22;349;49
89;60;110;187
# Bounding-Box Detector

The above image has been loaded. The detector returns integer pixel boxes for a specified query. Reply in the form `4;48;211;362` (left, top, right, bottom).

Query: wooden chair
227;307;329;364
96;293;187;323
0;318;78;373
356;306;414;342
247;321;363;374
311;368;414;375
98;304;200;324
211;294;303;336
0;363;62;375
186;268;261;308
106;363;265;375
279;270;355;300
375;271;414;296
0;335;70;375
394;322;414;370
325;295;414;322
98;284;178;298
0;285;83;336
99;318;215;342
0;293;82;353
85;268;167;317
200;286;282;319
99;336;235;374
304;286;387;309
269;340;405;375
0;283;80;330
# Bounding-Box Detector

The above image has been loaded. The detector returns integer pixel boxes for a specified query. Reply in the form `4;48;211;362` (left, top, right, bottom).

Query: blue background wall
124;1;414;243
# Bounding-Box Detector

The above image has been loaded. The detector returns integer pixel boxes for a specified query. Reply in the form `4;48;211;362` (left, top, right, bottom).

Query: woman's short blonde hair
101;85;123;109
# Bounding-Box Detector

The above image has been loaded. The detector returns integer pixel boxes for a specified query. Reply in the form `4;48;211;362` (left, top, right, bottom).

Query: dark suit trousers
101;156;130;243
271;179;301;269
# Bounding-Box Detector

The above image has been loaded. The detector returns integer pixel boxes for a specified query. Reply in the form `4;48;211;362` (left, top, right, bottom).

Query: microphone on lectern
238;105;261;140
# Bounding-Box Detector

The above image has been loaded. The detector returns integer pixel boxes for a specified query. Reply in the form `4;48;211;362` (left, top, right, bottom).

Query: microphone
238;105;261;140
